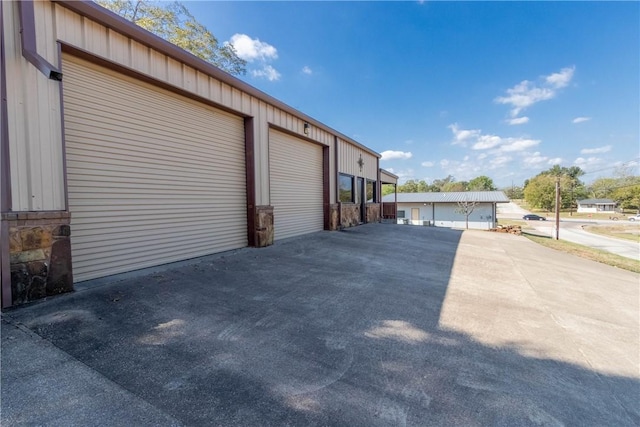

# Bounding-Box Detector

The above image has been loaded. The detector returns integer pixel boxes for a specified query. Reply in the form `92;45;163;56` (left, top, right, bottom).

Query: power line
580;157;640;176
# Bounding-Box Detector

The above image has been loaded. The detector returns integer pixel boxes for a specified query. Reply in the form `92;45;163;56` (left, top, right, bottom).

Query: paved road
499;202;640;260
531;222;640;261
3;224;639;426
496;201;530;219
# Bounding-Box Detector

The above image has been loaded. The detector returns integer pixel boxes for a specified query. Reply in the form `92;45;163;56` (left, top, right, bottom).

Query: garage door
63;55;247;282
269;130;324;240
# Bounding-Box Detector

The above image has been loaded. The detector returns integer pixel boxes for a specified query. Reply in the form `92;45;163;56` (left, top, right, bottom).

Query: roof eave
53;0;380;158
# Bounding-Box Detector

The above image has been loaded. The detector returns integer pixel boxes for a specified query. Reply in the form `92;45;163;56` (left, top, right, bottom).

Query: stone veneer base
4;212;73;306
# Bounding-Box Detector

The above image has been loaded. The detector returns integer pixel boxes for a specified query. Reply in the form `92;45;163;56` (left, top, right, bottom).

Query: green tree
534;165;586;210
432;175;455;192
397;179;437;193
612;184;640;211
588;177;618;199
524;174;574;211
381;184;396;197
503;185;524;200
442;181;468;192
467;175;497;191
97;0;246;75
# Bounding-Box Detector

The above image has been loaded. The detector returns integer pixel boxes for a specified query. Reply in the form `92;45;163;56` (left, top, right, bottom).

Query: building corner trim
17;0;63;81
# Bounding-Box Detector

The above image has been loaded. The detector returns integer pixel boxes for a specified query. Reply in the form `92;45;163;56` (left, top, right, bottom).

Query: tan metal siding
7;1;369;212
380;170;398;184
3;0;65;211
63;55;247;282
269;130;323;240
337;138;378;180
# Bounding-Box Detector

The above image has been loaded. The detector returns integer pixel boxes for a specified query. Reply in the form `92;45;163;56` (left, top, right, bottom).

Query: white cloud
545;66;575;88
490;156;512;168
228;34;281;82
495;66;575;117
251;65;281;81
580;145;611;154
381;150;412;161
508;116;530;125
547;157;563;165
440;159;450;167
421;161;435;167
574;156;604;169
448;123;481;145
498;138;540;153
228;34;278;62
302;66;313;75
472;134;502;150
522;151;548;167
572;116;591;124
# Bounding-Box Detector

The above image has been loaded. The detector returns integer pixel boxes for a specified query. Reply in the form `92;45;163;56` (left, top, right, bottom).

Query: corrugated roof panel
381;191;510;203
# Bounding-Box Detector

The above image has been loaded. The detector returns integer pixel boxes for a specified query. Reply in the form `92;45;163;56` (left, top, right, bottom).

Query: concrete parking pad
3;224;639;426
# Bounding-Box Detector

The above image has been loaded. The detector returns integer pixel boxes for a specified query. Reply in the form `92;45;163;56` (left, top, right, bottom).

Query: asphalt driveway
2;224;639;426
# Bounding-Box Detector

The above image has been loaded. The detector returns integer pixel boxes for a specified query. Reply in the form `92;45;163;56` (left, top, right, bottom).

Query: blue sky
187;1;639;187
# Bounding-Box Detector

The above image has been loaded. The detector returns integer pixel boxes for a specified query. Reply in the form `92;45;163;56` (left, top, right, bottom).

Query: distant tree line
382;175;497;196
521;164;640;212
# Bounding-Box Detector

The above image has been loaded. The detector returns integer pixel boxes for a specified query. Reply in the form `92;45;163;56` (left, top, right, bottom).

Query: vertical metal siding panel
364;152;377;180
150;49;167;82
329;139;336;203
242;92;251;115
83;18;108;58
55;6;83;47
195;71;209;99
266;104;274;123
231;87;242;111
130;41;150;75
183;65;196;93
209;79;221;104
269;130;324;240
4;1;29;210
63;56;247;281
108;29;129;66
257;103;269;206
336;139;377;180
34;1;56;65
221;82;232;107
4;1;63;211
166;57;182;87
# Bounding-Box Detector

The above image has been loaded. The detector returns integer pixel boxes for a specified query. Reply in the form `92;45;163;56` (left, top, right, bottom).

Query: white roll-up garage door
63;55;247;282
269;130;324;240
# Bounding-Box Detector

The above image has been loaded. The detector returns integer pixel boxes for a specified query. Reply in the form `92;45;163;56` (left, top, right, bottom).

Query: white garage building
381;191;510;230
1;1;382;307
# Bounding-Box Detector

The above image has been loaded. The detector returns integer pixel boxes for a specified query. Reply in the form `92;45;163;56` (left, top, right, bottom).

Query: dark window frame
339;173;354;203
366;179;376;203
397;210;406;218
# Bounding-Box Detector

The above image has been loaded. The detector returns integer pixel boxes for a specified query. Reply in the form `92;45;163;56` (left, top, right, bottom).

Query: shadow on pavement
2;224;638;426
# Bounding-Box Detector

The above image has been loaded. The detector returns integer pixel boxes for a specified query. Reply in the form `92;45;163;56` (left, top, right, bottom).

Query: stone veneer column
366;203;381;223
329;204;340;231
340;204;361;229
5;212;73;306
255;206;274;247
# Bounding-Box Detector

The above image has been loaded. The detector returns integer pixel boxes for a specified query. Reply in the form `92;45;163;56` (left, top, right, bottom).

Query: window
339;174;354;203
397;210;406;218
366;180;376;203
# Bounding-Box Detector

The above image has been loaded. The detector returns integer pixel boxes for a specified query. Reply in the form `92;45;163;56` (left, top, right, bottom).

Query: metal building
0;0;382;307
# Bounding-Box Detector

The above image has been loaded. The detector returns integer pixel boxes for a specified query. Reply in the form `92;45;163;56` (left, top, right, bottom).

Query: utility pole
554;177;561;240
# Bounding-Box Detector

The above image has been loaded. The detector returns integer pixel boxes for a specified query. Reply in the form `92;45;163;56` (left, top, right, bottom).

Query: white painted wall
396;202;497;230
577;204;616;213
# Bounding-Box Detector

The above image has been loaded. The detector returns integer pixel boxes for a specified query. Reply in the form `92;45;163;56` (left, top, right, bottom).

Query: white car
628;214;640;222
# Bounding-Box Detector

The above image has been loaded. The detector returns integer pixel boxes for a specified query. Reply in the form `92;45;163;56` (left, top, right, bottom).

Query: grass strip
523;232;640;274
583;225;640;243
